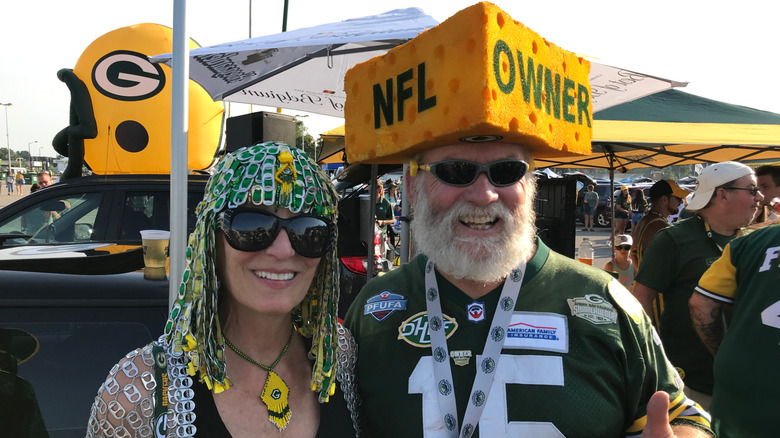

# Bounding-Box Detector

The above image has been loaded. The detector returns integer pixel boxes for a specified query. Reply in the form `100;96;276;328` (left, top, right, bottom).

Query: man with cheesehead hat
342;3;712;437
633;161;763;409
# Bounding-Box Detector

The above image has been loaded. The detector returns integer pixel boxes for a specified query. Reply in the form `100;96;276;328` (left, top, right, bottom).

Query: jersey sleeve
608;280;712;435
694;243;737;304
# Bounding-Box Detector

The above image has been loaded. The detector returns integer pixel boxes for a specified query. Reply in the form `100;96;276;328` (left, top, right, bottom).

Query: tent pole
366;164;378;279
608;153;616;255
170;0;189;311
400;163;410;264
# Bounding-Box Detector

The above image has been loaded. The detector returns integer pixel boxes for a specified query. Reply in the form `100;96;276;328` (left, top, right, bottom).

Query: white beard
411;176;537;283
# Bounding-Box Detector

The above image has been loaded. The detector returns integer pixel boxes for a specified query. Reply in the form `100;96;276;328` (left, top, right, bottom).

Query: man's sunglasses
217;209;335;258
616;245;631;251
410;159;529;187
724;186;761;196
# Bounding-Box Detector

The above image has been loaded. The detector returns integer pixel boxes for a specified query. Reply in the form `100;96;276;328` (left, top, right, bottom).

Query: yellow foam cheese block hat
344;2;593;164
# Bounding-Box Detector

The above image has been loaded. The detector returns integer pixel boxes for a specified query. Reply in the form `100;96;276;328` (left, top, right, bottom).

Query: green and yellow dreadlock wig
164;142;340;402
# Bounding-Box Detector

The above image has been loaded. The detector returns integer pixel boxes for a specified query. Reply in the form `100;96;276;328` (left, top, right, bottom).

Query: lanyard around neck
423;259;526;437
698;214;733;254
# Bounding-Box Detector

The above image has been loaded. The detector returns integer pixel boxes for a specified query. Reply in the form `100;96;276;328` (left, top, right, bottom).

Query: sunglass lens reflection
490;161;527;185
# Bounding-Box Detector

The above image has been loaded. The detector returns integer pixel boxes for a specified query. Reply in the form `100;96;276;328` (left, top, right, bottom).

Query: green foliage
296;120;318;160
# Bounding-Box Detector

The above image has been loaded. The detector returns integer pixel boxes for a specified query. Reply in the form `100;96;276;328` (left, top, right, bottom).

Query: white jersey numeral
761;300;780;330
409;355;565;437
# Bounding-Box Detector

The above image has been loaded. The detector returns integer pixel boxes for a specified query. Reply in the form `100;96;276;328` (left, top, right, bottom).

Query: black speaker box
534;176;577;258
225;111;297;152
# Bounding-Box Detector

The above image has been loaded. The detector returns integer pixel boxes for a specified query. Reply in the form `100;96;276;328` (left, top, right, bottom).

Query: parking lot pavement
0;184;31;209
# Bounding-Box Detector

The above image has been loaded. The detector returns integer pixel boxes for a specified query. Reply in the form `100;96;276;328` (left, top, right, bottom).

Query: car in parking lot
0;174;209;248
1;256;169;438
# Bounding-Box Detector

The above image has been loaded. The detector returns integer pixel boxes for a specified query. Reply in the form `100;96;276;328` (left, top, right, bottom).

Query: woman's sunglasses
616;245;631;251
411;159;529;187
217;209;335;258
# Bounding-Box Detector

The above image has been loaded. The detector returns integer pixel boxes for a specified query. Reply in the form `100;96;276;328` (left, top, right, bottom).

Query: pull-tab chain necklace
223;325;295;431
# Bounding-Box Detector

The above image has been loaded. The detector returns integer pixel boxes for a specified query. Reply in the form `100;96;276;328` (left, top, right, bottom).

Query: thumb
641;391;675;438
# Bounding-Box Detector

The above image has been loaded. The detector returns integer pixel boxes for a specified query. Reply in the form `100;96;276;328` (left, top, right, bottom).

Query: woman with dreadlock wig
87;142;361;437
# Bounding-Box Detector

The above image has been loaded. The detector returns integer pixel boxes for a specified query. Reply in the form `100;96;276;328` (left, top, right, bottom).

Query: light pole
1;103;11;176
28;140;37;168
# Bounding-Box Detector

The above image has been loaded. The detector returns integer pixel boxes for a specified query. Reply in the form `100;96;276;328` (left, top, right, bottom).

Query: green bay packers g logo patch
397;312;458;347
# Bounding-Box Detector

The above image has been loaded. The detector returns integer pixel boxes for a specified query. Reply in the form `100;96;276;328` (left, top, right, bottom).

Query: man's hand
642;391;712;438
641;391;674;438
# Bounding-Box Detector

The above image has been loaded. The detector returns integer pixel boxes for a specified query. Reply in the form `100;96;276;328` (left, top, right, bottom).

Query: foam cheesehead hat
686;161;754;211
164;141;340;402
344;1;593;164
649;179;691;201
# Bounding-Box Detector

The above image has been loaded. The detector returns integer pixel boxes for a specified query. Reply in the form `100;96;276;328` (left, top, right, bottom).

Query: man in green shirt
343;4;712;435
374;179;395;241
690;223;780;438
633;161;763;409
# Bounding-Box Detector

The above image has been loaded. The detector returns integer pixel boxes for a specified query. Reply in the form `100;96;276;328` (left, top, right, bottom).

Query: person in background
582;183;598;231
86;143;360;438
385;179;400;207
15;171;24;195
343;4;711;434
633;161;763;409
631;180;691;269
689;221;780;437
374;179;395;245
754;163;780;223
615;185;631;234
6;172;14;195
36;171;52;188
604;234;635;290
631;188;647;228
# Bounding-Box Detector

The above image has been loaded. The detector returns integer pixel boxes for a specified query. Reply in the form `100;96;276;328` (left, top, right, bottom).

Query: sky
1;0;778;160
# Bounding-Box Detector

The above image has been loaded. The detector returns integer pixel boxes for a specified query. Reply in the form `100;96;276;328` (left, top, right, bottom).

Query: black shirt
192;376;356;437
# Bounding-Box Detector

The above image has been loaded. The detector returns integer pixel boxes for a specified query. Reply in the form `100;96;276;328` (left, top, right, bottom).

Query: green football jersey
695;224;780;438
346;240;710;437
634;215;734;394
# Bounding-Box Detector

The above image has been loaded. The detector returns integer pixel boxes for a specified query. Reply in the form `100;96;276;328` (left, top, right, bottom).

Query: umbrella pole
169;0;189;311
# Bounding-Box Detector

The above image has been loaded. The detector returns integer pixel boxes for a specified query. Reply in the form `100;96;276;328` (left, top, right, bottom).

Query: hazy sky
1;0;777;159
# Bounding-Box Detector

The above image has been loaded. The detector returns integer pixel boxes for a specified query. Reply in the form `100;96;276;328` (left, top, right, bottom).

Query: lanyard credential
423;259;526;438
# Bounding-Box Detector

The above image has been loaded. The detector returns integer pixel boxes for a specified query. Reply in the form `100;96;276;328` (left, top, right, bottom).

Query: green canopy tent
535;89;780;171
534;89;780;248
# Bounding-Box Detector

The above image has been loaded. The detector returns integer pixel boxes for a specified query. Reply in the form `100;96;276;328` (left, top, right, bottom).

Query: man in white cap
343;3;712;437
633;161;763;409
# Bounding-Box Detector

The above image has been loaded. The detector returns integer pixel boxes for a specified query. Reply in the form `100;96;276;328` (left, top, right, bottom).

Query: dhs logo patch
466;302;485;323
364;290;407;322
397;312;458;347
